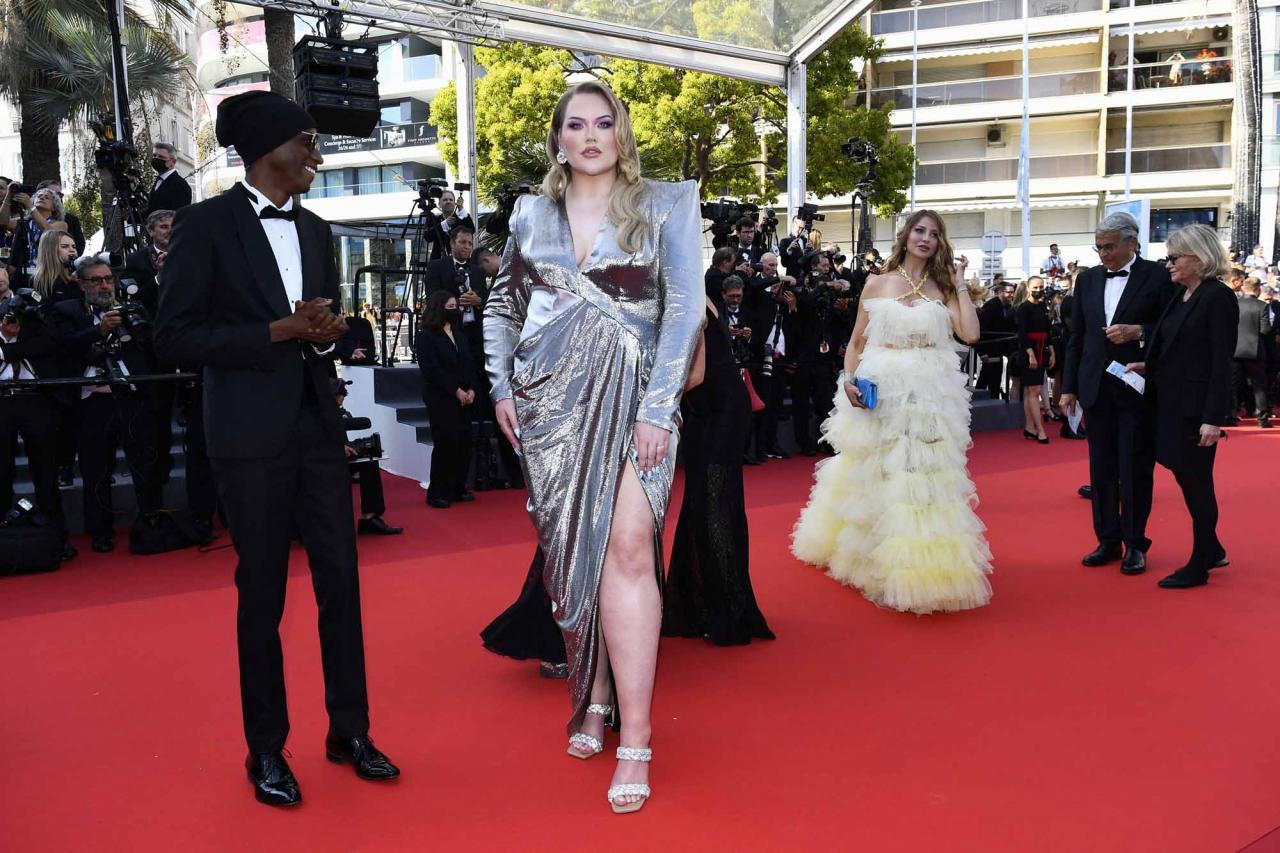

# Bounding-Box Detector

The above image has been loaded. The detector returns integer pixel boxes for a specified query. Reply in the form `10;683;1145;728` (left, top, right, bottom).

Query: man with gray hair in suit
1060;211;1176;576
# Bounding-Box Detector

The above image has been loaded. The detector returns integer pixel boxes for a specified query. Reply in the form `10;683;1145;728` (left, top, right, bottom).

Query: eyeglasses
81;276;114;285
1165;255;1184;265
300;131;320;151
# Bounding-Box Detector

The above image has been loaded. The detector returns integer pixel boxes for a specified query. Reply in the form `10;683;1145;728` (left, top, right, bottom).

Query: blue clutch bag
854;378;878;410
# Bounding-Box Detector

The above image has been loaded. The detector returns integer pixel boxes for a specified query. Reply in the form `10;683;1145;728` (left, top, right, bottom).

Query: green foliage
63;182;101;236
430;29;914;215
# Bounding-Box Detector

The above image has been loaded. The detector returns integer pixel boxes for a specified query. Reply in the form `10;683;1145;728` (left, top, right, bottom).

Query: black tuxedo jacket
122;248;160;317
1062;257;1176;409
415;326;476;402
155;186;343;459
424;255;488;304
778;235;810;277
1234;294;1271;360
147;172;192;217
0;311;60;380
1146;279;1238;471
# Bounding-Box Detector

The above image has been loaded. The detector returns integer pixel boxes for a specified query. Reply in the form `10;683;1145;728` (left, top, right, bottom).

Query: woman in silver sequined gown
483;82;703;812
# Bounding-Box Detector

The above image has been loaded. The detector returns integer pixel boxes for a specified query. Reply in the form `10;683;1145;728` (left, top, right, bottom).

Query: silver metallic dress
484;180;704;734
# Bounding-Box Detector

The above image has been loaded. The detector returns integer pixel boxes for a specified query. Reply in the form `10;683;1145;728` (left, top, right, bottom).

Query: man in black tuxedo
778;216;813;279
1231;279;1272;427
1060;212;1176;575
976;282;1016;399
146;142;192;217
122;209;173;317
424;226;486;354
730;217;768;280
155;91;399;807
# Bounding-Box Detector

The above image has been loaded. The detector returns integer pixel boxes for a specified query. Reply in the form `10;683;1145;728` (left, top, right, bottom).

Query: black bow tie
258;206;298;222
1105;269;1129;279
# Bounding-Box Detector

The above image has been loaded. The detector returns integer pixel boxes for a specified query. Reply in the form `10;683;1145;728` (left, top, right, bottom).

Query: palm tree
0;0;188;185
1231;0;1261;252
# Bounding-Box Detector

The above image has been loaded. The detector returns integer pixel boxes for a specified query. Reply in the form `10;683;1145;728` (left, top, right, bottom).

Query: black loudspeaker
292;36;379;138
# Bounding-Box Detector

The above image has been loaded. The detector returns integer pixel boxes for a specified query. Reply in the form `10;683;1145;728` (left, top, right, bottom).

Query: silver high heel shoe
607;746;652;814
567;704;613;759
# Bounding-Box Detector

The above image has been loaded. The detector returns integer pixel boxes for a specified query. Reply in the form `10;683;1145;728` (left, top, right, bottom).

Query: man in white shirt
1041;243;1066;277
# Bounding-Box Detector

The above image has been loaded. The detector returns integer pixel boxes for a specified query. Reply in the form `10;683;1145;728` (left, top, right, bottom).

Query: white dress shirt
0;332;36;380
1103;256;1137;326
81;311;124;399
153;168;177;191
237;180;303;313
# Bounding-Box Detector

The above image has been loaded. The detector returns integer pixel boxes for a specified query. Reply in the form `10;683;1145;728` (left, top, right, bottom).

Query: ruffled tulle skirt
791;346;993;614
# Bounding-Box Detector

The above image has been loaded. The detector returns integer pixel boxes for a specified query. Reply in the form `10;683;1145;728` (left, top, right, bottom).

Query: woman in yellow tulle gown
792;210;993;613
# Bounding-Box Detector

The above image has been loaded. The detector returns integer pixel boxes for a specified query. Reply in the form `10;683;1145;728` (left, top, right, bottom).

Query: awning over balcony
1117;15;1230;37
921;195;1098;213
879;32;1099;64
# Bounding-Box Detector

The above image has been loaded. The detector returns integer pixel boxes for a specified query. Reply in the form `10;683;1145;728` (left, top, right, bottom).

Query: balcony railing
226;120;438;167
1104;144;1230;174
870;0;1102;35
379;53;443;84
871;69;1098;109
1107;0;1197;6
916;153;1096;184
1106;57;1232;91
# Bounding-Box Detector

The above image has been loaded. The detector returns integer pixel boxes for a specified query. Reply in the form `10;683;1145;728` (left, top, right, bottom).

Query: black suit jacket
49;299;154;379
1234;295;1272;360
1146;279;1239;472
1062;258;1176;409
122;248;161;317
778;235;810;277
147;172;192;217
338;316;377;365
0;311;60;380
424;255;487;303
415;326;476;403
428;212;476;260
154;186;343;459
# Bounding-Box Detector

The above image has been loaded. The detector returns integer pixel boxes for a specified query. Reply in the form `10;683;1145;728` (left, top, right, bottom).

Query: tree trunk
263;8;296;100
1232;0;1261;253
17;89;62;185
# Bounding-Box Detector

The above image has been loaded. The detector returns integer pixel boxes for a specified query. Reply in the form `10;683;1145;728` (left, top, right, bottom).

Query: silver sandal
567;704;613;759
607;746;652;814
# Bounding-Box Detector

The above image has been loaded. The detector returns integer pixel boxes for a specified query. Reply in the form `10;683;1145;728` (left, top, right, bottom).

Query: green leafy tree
431;30;914;215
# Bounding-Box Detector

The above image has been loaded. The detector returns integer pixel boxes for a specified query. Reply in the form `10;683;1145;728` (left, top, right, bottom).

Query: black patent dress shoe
358;516;403;536
57;468;74;488
1260;417;1274;429
454;491;476;503
325;735;400;781
91;536;114;553
1158;567;1209;589
1081;543;1122;567
246;752;302;807
1120;548;1146;575
61;542;79;561
426;497;452;509
1077;484;1093;499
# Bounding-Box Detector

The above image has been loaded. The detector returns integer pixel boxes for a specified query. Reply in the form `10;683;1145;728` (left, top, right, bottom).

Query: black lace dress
663;310;775;646
480;547;567;664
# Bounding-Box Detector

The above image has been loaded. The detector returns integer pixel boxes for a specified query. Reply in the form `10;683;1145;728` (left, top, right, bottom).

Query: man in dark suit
146;142;192;217
1060;211;1176;575
1230;279;1272;427
729;217;768;279
976;283;1016;399
427;189;475;260
778;216;813;279
155;91;399;808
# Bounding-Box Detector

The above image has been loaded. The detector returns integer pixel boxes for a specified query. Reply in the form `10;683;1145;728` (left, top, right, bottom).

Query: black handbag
129;510;212;555
0;517;64;576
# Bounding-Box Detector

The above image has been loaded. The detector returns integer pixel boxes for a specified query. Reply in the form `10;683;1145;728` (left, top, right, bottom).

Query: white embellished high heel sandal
567;704;613;759
607;746;652;814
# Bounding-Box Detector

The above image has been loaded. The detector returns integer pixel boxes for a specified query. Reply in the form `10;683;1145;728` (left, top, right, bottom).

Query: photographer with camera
0;178;21;263
9;186;73;285
778;217;813;279
50;257;162;552
798;249;854;454
428;189;475;261
731;217;768;276
123;209;173;317
747;252;798;460
0;266;76;560
329;379;403;535
705;247;738;305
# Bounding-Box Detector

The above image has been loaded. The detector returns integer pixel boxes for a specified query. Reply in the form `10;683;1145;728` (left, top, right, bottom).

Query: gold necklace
893;265;929;300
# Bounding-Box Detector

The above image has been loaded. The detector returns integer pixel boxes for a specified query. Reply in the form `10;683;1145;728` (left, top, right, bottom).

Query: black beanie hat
216;91;316;167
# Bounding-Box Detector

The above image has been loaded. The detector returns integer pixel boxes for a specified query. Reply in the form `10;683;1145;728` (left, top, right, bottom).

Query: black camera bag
0;519;63;576
129;510;211;555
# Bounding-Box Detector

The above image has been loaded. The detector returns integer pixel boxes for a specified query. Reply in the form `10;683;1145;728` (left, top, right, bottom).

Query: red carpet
3;427;1280;852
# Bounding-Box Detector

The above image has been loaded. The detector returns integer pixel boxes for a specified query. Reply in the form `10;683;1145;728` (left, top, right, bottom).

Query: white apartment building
194;3;456;307
1260;0;1280;258
803;0;1245;279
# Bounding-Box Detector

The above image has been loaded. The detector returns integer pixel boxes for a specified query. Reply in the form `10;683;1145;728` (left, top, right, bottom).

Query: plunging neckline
560;198;608;271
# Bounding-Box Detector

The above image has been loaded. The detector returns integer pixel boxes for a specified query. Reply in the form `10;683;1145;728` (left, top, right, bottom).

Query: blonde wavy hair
543;81;649;254
884;209;958;303
32;229;75;301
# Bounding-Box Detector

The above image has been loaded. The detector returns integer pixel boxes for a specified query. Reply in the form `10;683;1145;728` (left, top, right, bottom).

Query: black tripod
386;187;453;364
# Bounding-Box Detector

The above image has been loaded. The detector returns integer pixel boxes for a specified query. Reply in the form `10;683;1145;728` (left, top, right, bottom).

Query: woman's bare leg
598;461;661;806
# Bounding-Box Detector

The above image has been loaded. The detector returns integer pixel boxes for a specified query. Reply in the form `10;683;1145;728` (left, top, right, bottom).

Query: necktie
259;207;298;222
1105;269;1129;279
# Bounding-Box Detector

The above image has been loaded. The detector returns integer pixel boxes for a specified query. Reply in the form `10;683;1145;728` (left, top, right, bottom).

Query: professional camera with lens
0;287;44;324
701;197;760;248
796;202;825;227
109;280;152;343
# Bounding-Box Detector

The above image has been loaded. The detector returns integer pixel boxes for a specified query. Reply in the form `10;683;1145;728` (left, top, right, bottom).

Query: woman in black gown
1015;276;1054;444
663;298;774;646
480;547;568;677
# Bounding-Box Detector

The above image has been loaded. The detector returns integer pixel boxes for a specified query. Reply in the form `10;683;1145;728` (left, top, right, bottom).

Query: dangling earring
555;150;568;165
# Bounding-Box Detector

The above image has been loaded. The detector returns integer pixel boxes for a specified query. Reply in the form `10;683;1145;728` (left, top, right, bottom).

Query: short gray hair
153;142;177;158
1165;223;1231;280
146;209;174;231
1096;212;1139;240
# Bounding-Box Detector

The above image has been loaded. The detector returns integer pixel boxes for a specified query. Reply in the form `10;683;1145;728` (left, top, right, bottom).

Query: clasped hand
274;298;346;344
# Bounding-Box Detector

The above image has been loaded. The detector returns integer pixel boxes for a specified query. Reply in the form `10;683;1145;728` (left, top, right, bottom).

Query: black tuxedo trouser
1084;382;1155;552
1172;450;1223;573
746;365;774;455
178;385;217;520
352;459;386;516
786;360;827;452
212;406;369;755
77;391;162;539
0;393;64;534
1232;358;1270;417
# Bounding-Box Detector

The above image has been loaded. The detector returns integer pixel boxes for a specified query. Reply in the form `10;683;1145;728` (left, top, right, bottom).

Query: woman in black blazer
1129;224;1238;588
416;290;477;508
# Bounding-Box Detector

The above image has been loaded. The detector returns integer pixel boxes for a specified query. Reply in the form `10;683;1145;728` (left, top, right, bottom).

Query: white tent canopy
232;0;880;208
